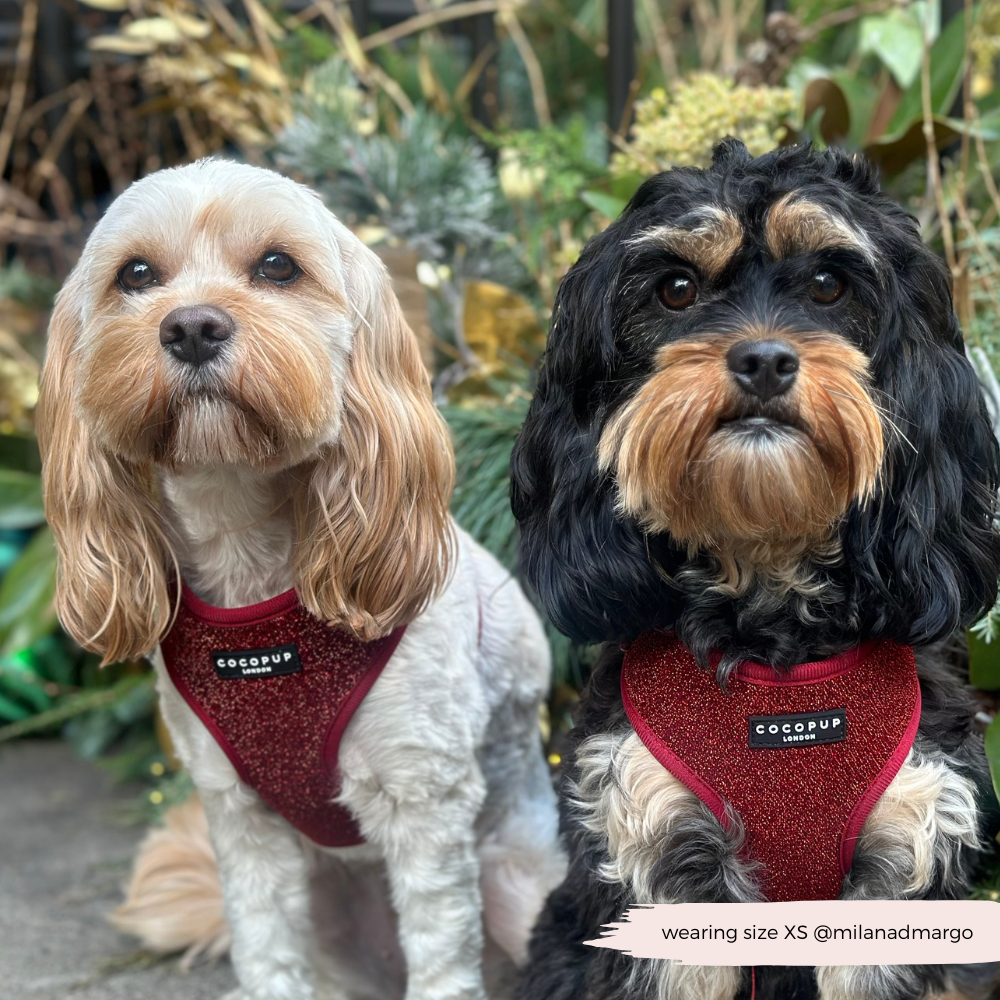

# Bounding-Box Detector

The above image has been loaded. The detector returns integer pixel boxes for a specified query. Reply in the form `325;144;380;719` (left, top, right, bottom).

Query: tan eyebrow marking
626;206;744;279
765;193;876;265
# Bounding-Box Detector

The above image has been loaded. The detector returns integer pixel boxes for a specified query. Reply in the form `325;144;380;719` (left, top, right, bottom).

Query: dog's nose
726;339;799;401
159;305;234;366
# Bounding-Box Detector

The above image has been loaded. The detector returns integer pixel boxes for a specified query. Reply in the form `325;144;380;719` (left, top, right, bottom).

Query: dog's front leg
347;764;489;1000
815;746;980;1000
200;785;320;1000
157;665;320;1000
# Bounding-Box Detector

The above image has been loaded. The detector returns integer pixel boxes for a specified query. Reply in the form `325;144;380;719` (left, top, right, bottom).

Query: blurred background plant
1;0;1000;842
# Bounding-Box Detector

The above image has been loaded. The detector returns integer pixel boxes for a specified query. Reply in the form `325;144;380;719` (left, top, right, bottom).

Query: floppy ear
510;240;685;645
843;240;1000;644
37;278;174;665
293;248;455;639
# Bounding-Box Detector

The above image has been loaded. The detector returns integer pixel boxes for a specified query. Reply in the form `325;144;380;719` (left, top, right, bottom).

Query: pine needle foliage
442;397;528;570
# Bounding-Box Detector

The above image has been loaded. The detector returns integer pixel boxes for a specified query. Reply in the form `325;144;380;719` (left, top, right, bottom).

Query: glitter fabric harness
621;632;920;901
161;584;406;847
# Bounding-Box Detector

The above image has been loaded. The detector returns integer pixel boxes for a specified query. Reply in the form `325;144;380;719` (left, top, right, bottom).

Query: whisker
820;384;917;453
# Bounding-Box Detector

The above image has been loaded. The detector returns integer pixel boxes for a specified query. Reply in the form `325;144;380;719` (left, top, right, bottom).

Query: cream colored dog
38;159;563;1000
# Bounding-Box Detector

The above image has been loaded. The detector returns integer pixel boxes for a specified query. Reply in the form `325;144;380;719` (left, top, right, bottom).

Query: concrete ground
0;739;236;1000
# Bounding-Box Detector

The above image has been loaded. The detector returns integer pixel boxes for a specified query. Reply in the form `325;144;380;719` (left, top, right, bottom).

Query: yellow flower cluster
612;74;797;177
972;0;1000;98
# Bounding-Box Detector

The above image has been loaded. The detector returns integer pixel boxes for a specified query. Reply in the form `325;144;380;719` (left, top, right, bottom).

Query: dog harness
621;632;921;901
161;584;406;848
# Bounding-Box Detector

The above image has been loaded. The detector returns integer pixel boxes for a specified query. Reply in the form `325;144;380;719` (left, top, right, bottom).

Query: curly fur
510;141;1000;1000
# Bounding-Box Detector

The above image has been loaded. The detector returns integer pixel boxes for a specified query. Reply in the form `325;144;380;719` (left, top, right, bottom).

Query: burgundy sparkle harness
161;585;406;847
621;632;921;901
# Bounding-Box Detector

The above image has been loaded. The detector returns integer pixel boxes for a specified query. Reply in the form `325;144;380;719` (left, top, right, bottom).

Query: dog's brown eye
117;259;156;291
659;274;698;310
810;271;845;304
256;251;299;284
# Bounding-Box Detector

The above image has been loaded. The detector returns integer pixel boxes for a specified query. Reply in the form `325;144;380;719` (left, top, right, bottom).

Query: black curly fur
511;141;1000;1000
510;139;1000;666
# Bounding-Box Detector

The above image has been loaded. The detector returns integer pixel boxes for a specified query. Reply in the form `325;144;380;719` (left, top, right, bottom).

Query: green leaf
0;662;51;713
608;172;644;202
30;634;76;687
0;674;149;743
0;528;57;655
970;629;1000;689
940;109;1000;140
859;9;926;89
580;189;627;219
0;469;44;530
0;691;30;722
985;714;1000;812
0;435;41;474
884;10;967;139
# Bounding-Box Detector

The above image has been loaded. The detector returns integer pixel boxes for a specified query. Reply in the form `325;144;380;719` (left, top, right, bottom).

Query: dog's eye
256;251;299;285
658;274;698;310
809;271;846;304
117;259;156;291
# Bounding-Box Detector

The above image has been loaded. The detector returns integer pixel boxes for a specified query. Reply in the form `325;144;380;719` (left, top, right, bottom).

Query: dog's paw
403;986;488;1000
816;964;928;1000
217;989;319;1000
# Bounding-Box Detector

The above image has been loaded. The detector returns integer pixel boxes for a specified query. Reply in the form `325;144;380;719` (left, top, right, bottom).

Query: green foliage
884;9;964;137
442;392;590;686
0;527;57;656
0;666;146;738
444;396;528;569
282;63;506;263
493;116;608;280
970;624;1000;689
496;117;607;212
857;4;933;89
790;6;976;177
64;674;158;759
0;468;44;530
986;715;1000;826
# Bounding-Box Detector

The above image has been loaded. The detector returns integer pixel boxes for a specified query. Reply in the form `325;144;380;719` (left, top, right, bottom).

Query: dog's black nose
159;305;234;366
726;339;799;401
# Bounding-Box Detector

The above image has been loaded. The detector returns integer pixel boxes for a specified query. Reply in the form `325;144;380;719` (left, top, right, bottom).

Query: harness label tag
212;644;302;679
748;708;847;748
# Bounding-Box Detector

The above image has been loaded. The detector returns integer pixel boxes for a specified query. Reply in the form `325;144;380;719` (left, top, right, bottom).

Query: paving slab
0;739;236;1000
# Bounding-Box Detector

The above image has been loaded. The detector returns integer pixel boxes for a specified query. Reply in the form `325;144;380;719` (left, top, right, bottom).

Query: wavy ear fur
510;229;683;645
293;246;455;639
844;239;1000;644
37;278;174;665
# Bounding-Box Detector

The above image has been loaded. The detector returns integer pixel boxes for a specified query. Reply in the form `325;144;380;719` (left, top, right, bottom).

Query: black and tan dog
510;140;1000;1000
